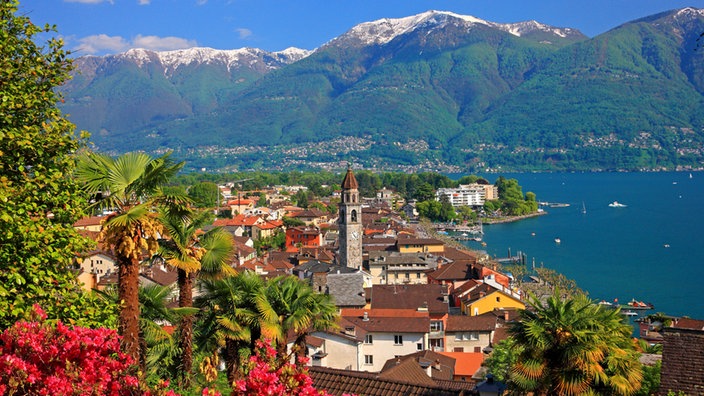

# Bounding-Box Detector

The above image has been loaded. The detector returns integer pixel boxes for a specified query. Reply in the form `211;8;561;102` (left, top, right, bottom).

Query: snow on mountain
332;10;580;46
114;47;311;76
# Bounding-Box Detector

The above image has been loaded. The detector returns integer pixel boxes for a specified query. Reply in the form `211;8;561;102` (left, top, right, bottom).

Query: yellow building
460;283;524;316
395;237;445;254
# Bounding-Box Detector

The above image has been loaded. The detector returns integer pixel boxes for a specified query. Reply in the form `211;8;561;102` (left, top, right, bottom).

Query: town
70;167;702;396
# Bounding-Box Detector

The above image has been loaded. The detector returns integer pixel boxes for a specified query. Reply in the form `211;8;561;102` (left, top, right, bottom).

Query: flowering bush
233;339;353;396
0;304;144;395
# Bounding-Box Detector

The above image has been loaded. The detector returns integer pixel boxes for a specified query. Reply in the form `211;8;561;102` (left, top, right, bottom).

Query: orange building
285;226;323;252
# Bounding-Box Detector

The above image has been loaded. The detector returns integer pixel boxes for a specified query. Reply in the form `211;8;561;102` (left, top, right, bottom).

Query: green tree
195;272;265;384
484;337;521;383
158;208;235;385
510;291;643;395
188;181;220;208
75;151;184;361
259;276;339;359
0;0;116;329
294;189;309;209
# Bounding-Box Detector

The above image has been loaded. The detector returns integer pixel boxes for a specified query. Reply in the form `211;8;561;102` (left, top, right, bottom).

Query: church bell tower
338;167;363;269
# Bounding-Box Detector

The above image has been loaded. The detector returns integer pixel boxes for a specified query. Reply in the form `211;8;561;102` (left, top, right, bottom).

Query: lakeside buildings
70;169;700;395
435;183;499;208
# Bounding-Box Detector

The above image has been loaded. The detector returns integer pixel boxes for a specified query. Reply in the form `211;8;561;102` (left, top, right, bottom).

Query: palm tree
195;271;265;384
259;275;339;359
97;283;193;377
75;151;184;361
157;208;234;385
509;291;643;395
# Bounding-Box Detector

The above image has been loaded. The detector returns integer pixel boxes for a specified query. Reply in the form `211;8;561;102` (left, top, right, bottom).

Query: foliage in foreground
509;291;643;395
0;305;148;396
233;339;352;396
0;0;117;330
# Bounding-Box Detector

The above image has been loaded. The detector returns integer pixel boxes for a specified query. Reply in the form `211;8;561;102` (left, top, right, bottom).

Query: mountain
60;9;704;173
62;47;310;151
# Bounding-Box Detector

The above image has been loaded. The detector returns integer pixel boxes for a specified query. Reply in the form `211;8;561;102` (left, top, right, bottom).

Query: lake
458;171;704;319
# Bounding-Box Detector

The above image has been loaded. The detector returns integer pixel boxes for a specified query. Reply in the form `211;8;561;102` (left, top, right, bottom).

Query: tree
0;0;116;329
195;272;265;384
158;208;235;386
483;337;521;383
259;276;339;359
510;291;643;395
188;181;220;208
75;151;185;362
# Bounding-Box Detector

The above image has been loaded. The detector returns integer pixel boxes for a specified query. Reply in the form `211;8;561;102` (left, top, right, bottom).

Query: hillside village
71;168;704;395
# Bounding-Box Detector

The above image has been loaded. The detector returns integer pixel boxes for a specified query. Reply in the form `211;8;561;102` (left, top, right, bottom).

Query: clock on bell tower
338;166;363;270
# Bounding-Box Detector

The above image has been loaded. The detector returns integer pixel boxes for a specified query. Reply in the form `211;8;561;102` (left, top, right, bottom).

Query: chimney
363;311;369;321
504;311;509;321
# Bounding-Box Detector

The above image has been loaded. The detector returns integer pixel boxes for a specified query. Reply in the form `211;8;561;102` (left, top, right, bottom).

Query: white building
435;183;499;208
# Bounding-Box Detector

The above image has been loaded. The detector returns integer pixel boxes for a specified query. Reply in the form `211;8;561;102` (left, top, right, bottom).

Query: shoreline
481;210;547;225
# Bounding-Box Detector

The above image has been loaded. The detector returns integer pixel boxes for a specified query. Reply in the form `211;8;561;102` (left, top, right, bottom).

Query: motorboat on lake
624;299;654;310
608;201;627;207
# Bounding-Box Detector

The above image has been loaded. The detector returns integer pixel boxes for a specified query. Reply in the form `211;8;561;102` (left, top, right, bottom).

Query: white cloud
74;34;130;54
71;34;197;55
132;35;198;51
138;0;151;5
236;28;252;39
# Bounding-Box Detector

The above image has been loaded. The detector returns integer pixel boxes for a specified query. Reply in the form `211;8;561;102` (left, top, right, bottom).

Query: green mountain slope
61;9;704;172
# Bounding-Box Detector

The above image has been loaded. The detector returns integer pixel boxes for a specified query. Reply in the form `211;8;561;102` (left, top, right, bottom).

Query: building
659;318;704;395
340;309;431;372
367;251;441;285
338;167;363;270
285;226;324;252
436;183;499;208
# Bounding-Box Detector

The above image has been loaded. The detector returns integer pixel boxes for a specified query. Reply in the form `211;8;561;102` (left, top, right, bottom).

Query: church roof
341;167;359;190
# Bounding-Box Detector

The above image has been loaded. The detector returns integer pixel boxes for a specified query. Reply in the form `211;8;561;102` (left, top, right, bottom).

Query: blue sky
21;0;704;56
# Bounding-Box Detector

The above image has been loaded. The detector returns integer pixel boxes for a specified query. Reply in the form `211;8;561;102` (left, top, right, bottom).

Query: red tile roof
341;168;358;190
437;352;484;378
309;366;468;396
341;309;430;333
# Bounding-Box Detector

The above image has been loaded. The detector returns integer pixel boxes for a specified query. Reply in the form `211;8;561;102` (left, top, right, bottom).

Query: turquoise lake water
458;171;704;319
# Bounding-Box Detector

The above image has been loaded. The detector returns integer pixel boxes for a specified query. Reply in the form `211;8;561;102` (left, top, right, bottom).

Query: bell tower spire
338;166;363;269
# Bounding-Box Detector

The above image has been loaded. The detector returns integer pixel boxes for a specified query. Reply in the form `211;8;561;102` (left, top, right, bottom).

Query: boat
598;300;615;308
582;201;586;214
548;202;570;208
623;299;654;310
690;173;693;179
554;237;561;244
608;201;627;208
663;244;670;248
621;310;638;317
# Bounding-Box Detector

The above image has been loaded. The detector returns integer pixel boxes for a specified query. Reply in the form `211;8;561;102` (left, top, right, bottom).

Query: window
394;335;403;345
454;347;464;352
364;334;373;344
417;343;423;351
416;272;421;278
470;332;479;340
364;355;373;365
496;296;501;302
430;321;443;332
404;273;410;279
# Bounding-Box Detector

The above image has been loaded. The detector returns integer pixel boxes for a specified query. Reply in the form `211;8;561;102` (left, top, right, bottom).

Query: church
337;167;363;270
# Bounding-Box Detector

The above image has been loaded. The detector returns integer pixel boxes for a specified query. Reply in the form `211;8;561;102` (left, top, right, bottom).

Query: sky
20;0;704;56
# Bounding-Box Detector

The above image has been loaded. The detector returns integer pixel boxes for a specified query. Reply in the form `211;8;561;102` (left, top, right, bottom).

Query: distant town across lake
459;171;704;320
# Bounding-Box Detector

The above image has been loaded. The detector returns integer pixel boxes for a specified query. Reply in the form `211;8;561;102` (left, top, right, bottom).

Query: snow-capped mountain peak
112;46;311;76
333;10;580;46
